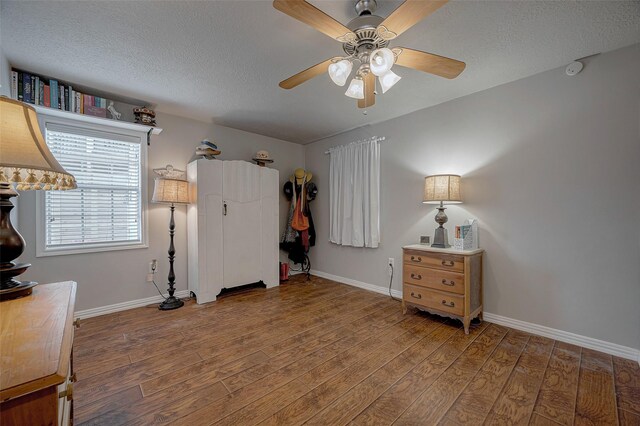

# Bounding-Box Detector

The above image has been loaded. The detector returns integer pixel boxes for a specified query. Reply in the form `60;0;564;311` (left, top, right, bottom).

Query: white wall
16;112;304;311
304;44;640;350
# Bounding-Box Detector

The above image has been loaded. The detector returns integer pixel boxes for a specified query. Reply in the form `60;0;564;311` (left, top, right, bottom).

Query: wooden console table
402;245;483;334
0;281;78;425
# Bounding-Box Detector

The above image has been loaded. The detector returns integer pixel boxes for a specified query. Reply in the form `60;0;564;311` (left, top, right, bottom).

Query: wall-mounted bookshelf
9;68;160;135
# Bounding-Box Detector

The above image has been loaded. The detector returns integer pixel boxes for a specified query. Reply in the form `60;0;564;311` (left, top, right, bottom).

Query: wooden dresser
0;281;78;426
402;245;483;334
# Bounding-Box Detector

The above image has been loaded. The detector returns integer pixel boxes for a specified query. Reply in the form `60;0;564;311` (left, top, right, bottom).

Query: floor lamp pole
159;203;184;310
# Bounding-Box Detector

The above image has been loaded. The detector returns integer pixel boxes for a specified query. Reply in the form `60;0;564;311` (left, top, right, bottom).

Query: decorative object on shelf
153;164;186;180
195;139;221;159
133;106;156;126
423;174;462;248
0;97;76;300
152;172;190;310
274;0;465;108
252;150;274;167
107;101;122;120
420;236;430;245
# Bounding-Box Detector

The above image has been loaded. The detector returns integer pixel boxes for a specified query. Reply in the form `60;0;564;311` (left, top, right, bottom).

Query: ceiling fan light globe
369;48;394;77
345;77;365;99
379;69;401;94
328;59;353;86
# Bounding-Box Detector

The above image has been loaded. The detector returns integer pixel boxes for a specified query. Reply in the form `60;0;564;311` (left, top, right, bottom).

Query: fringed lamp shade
423;174;462;204
0;97;76;190
152;178;189;205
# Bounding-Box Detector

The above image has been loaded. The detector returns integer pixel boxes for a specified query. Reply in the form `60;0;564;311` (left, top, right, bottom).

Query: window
36;117;147;256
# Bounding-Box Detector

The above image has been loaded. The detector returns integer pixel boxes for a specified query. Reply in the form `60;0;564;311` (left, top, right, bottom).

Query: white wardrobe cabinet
187;159;279;303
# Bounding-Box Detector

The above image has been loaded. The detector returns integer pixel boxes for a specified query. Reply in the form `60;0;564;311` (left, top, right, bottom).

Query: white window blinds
43;124;143;251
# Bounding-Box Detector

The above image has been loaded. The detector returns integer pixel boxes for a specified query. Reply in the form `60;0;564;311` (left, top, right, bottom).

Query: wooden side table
0;281;78;426
402;245;483;334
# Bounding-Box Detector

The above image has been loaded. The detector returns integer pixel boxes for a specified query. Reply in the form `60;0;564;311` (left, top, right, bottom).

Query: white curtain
329;138;380;248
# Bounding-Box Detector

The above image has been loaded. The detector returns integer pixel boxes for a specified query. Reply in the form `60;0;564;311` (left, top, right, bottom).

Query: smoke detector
565;61;584;76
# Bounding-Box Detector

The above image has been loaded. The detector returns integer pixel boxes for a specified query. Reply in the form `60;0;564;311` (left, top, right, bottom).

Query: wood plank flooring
74;275;639;425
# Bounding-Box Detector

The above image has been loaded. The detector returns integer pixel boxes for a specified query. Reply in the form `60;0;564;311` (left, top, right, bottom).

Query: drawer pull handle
442;300;455;308
410;292;422;300
410;273;422;280
59;383;73;401
410;256;422;262
441;279;455;286
73;318;81;329
441;260;455;267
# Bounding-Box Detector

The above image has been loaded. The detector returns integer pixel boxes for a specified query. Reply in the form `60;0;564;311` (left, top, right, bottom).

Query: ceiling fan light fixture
345;77;365;99
379;69;401;94
328;59;353;86
369;48;395;77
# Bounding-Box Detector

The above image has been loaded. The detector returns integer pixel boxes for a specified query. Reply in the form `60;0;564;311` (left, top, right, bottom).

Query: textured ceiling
1;1;638;144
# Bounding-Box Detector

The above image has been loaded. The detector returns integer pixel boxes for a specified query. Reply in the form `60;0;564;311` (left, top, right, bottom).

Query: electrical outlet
388;258;394;276
149;259;157;273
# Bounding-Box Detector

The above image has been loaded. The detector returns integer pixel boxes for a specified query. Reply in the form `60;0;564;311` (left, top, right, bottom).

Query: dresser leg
463;317;471;334
478;312;483;321
402;301;407;315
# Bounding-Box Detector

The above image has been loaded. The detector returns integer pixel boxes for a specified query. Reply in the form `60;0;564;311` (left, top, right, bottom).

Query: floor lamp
0;97;76;300
152;176;190;310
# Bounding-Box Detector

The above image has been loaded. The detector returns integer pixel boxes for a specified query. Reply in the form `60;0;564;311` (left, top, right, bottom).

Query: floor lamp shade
152;178;189;205
423;174;462;248
0;97;76;300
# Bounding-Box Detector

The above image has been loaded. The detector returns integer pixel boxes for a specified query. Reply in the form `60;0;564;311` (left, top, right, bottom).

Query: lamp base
431;226;449;248
0;281;38;301
158;295;184;311
0;262;37;301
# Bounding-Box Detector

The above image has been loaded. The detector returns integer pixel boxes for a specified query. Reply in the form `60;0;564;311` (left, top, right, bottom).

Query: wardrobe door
187;159;223;303
261;167;279;288
223;161;262;288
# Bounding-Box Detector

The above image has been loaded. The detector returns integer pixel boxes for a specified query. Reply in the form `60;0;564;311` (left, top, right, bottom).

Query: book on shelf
43;85;51;107
49;79;58;108
17;73;23;100
11;71;18;99
10;69;118;120
23;72;32;103
39;80;45;105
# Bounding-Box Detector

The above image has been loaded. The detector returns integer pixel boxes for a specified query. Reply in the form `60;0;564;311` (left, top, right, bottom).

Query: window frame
35;112;149;257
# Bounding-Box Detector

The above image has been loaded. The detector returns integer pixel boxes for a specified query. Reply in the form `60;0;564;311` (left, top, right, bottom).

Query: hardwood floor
74;275;639;425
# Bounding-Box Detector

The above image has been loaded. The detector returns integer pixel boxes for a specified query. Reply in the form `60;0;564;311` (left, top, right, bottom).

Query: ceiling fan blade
393;47;465;79
279;57;339;89
376;0;448;40
273;0;357;43
358;72;375;109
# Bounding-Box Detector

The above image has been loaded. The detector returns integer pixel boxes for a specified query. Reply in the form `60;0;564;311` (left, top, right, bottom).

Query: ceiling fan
274;0;465;109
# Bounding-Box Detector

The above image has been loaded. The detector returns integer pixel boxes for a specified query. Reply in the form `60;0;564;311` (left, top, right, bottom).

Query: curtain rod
324;136;386;154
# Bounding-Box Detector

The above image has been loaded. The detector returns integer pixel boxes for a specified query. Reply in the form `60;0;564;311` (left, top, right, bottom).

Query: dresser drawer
403;284;464;316
404;265;465;295
403;250;464;273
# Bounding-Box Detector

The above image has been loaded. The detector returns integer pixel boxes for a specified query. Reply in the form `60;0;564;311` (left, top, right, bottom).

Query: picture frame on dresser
402;245;484;334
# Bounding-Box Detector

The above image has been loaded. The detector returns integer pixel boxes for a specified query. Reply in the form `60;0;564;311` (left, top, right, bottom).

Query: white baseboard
310;269;640;363
483;312;640;363
75;290;191;319
310;269;402;299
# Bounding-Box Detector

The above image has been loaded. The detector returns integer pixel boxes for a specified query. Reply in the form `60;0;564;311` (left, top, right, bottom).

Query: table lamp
423;174;462;248
152;176;190;310
0;97;76;300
